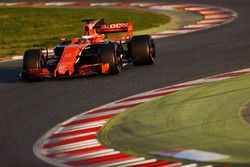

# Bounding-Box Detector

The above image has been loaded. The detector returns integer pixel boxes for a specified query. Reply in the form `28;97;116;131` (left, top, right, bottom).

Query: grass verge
98;74;250;166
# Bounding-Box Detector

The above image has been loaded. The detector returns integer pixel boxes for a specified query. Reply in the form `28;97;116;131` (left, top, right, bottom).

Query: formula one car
21;18;155;81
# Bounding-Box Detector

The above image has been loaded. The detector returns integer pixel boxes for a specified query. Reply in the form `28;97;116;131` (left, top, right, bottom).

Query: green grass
0;6;170;60
98;74;250;166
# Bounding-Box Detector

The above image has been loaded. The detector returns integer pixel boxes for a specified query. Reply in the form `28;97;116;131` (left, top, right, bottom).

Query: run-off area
99;73;250;167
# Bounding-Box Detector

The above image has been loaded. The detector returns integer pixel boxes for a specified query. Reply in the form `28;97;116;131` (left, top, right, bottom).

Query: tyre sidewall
130;35;155;66
99;44;121;74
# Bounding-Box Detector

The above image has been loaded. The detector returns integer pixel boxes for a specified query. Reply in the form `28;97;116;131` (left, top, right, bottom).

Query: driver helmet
82;35;93;43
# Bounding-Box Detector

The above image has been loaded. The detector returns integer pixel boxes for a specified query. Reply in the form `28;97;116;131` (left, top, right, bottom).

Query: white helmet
81;35;93;40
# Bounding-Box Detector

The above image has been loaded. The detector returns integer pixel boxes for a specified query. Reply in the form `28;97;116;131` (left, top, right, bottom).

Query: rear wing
82;19;134;39
99;22;133;39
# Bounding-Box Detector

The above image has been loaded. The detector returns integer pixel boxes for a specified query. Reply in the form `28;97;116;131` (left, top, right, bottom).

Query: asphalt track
0;0;250;167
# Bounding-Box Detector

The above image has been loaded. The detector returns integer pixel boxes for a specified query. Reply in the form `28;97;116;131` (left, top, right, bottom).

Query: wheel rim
149;39;155;62
116;55;122;72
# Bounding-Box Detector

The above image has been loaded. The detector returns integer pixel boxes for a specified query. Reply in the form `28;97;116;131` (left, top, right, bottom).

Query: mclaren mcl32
21;19;155;81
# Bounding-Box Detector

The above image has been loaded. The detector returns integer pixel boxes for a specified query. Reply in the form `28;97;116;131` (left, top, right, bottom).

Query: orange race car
21;18;155;81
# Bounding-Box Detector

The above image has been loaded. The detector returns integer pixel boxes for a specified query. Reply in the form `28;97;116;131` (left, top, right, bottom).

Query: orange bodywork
54;44;86;77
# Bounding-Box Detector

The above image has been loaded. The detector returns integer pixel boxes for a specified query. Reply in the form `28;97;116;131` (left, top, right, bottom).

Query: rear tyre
22;49;44;81
130;35;155;66
99;44;122;74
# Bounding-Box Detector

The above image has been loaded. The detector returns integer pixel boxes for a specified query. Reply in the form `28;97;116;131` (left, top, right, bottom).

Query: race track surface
0;0;250;166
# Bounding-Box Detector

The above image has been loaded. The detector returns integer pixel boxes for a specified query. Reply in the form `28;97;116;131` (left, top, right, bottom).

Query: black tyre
22;49;44;81
23;49;44;70
130;35;155;66
99;44;122;74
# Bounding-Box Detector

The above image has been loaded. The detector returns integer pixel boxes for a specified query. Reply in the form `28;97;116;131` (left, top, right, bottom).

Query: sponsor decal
64;53;72;57
109;23;128;29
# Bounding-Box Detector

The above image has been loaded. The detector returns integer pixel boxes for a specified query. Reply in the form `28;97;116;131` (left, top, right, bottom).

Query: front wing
20;63;110;80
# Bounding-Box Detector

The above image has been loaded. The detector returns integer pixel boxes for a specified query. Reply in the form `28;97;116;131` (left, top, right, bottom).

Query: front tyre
22;49;44;81
99;44;122;75
130;35;155;66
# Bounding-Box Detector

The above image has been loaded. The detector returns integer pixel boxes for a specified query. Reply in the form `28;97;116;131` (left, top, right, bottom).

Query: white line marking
113;98;159;106
56;124;102;134
46;143;102;155
166;5;193;8
90;3;116;6
61;149;119;162
198;19;227;24
12;55;23;60
185;7;212;11
204;14;231;19
199;11;227;14
184;24;210;28
61;120;107;132
149;5;177;10
44;139;99;154
120;159;157;167
78;109;125;119
6;3;18;6
47;132;97;143
179;164;198;167
99;157;146;167
45;2;75;6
